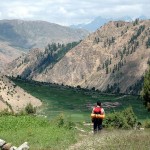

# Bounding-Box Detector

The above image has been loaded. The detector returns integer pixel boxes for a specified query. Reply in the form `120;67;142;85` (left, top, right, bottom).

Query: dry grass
68;129;150;150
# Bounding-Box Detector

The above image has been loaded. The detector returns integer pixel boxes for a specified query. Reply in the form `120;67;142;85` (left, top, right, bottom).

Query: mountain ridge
0;19;88;72
7;20;150;94
70;16;148;32
0;19;88;50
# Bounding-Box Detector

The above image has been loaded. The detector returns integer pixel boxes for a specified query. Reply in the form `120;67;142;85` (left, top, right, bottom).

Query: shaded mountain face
7;20;150;94
6;41;80;79
0;19;89;72
0;74;42;112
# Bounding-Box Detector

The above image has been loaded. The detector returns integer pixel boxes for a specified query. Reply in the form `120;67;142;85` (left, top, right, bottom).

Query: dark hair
97;101;101;106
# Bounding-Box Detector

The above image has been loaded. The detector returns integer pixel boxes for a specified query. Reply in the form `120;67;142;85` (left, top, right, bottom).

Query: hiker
91;101;105;133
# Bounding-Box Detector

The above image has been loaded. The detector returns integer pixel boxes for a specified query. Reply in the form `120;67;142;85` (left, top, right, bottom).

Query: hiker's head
97;101;101;106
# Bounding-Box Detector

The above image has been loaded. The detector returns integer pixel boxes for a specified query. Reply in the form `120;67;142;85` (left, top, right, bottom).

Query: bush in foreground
103;107;137;129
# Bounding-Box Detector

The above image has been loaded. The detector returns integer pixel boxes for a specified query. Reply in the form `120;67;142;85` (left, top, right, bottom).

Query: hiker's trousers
93;118;103;132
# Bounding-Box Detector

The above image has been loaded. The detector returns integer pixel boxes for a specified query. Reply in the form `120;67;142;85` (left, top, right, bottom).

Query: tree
116;87;120;93
106;67;109;74
141;67;150;111
146;37;150;48
133;18;139;26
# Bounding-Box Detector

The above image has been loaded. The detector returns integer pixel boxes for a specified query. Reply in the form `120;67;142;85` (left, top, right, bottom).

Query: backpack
93;107;101;114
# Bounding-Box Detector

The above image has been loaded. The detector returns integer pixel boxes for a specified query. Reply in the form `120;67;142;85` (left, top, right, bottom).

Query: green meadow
12;78;149;122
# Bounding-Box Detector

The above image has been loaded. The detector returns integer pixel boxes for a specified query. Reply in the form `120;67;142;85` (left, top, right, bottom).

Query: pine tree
146;37;150;48
141;66;150;111
106;67;109;74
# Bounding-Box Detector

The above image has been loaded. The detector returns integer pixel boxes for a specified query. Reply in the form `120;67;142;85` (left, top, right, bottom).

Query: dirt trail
67;129;109;150
68;129;132;150
115;95;127;99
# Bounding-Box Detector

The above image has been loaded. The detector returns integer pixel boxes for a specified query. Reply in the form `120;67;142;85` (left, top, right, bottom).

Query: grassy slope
12;79;149;122
0;115;77;150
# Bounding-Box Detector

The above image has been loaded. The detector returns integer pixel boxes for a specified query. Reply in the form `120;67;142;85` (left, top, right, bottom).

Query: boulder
16;142;29;150
2;143;12;150
10;146;17;150
0;139;6;147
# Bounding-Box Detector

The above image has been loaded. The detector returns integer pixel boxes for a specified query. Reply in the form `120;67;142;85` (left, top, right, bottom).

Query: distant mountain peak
70;15;148;32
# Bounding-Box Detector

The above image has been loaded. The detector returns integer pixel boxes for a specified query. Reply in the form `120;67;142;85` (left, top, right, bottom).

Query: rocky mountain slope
0;19;88;72
0;41;23;72
7;20;150;93
0;74;42;112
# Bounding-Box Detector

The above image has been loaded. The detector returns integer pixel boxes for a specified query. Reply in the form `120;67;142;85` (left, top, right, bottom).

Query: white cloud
8;6;33;18
0;0;149;25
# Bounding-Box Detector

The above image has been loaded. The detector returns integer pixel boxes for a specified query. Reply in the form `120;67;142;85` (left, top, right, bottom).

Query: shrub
65;117;75;129
25;103;36;114
53;114;75;129
0;109;13;116
17;109;27;116
103;112;130;129
122;107;137;127
144;119;150;128
57;114;65;127
103;107;137;129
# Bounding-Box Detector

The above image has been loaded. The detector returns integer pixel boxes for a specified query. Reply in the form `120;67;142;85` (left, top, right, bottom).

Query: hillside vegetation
141;66;150;111
7;41;80;79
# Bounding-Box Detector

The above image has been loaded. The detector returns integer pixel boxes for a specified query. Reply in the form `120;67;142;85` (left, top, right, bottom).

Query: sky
0;0;150;26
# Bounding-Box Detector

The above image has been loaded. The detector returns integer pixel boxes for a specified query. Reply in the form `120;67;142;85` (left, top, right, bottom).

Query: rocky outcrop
0;139;29;150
